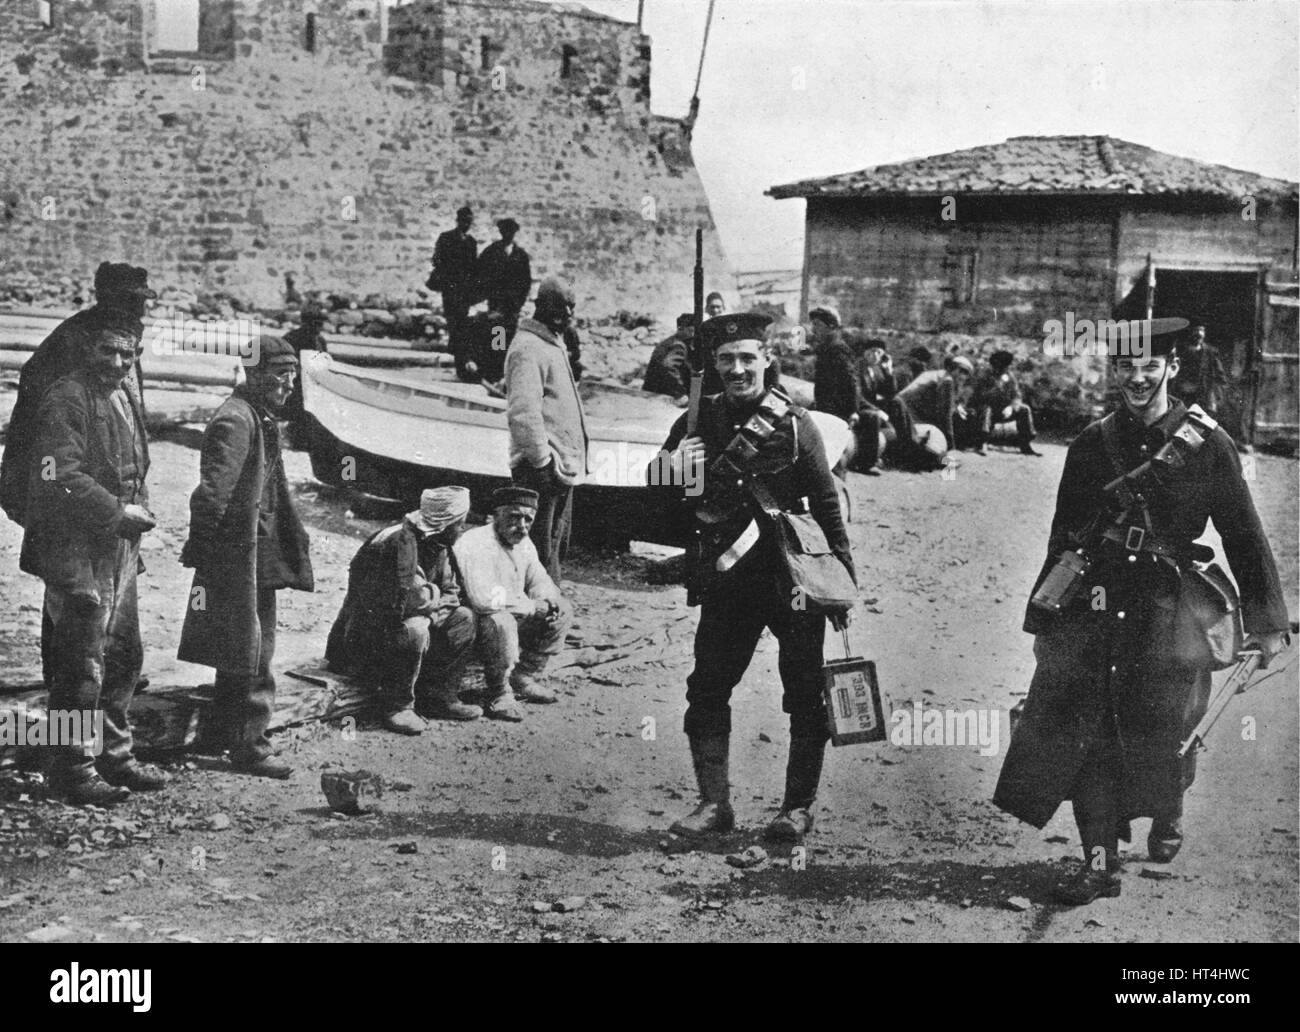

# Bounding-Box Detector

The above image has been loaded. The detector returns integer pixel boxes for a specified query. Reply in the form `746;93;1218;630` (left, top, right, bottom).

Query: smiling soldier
652;313;857;842
994;318;1288;904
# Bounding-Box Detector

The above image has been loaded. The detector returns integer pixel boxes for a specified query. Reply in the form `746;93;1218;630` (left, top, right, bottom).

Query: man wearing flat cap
475;217;532;344
21;319;164;805
808;306;862;447
2;262;157;691
995;317;1288;904
178;336;314;778
971;349;1040;456
506;277;589;582
326;486;480;729
453;486;571;721
653;312;856;843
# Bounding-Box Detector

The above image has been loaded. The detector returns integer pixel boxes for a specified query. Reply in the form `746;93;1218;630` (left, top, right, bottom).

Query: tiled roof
767;135;1297;202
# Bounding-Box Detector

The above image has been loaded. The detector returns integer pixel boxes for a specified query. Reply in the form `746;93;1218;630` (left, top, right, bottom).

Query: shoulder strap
1098;413;1128;481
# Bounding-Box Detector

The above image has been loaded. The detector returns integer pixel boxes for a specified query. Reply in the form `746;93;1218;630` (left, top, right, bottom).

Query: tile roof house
768;135;1298;441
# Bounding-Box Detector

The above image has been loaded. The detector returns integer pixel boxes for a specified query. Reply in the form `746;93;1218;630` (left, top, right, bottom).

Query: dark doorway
1152;269;1257;377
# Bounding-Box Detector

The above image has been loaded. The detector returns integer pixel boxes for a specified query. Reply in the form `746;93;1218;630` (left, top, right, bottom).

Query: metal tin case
822;655;886;746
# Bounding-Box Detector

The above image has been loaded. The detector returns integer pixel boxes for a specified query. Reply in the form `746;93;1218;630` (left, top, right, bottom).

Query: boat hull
298;350;851;546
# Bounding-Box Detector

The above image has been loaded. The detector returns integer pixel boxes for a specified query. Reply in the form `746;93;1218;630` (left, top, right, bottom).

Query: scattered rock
320;770;384;815
724;845;768;869
205;813;231;832
26;924;73;942
1045;834;1070;844
553;896;586;913
1139;867;1175;881
394;842;418;855
1005;896;1032;912
530;901;551;914
1085;917;1105;928
758;732;772;743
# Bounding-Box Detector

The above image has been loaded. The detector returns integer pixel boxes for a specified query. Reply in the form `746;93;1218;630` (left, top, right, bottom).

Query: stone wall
0;0;729;318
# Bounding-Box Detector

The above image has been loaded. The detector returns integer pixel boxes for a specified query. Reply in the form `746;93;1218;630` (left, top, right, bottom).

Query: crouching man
453;487;570;722
178;336;314;779
325;487;480;730
22;321;167;804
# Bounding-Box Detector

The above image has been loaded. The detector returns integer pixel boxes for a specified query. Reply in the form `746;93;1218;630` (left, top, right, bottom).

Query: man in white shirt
453;487;571;721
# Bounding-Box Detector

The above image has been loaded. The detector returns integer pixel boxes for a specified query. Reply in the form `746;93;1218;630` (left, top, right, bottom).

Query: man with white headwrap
326;486;480;731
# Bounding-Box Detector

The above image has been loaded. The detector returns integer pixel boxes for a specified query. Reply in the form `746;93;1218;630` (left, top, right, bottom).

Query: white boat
298;350;852;544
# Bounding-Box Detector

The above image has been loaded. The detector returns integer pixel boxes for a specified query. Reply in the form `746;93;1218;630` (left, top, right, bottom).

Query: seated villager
890;355;973;470
852;340;897;475
454;310;510;387
452;486;571;722
325;486;480;731
972;349;1040;456
644;313;695;405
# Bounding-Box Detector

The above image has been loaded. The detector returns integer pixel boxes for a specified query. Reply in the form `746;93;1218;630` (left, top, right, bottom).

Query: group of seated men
642;304;1040;475
325;485;570;733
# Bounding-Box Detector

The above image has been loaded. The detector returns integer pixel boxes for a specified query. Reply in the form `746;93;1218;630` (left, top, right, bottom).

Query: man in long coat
178;336;314;778
506;278;589;583
22;320;166;804
994;319;1288;904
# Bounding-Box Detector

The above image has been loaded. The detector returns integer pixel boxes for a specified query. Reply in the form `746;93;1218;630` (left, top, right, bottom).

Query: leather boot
1053;821;1120;905
765;735;826;843
670;734;734;835
1148;815;1184;863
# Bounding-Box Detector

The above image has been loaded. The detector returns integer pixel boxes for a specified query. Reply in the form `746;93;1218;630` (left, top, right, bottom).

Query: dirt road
1;434;1296;943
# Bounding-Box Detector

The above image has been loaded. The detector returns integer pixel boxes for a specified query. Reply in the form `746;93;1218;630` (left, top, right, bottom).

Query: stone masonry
0;0;730;317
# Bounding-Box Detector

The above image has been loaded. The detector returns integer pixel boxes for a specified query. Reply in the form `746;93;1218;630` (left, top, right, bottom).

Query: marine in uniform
993;319;1288;904
653;314;857;842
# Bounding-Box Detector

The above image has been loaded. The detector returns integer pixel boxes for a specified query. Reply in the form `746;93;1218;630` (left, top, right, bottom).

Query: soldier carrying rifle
651;311;856;843
994;318;1289;905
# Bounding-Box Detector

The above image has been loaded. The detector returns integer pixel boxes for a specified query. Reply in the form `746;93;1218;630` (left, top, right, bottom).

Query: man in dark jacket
430;205;478;364
325;486;480;729
971;349;1039;455
994;319;1288;904
1;262;156;528
21;320;166;804
281;301;328;442
809;306;861;423
177;336;314;779
853;340;896;474
476;217;532;343
1;263;157;692
643;313;695;403
653;314;857;844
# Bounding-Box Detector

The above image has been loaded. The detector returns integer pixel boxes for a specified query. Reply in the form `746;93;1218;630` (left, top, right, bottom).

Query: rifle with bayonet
682;228;705;604
688;227;704;435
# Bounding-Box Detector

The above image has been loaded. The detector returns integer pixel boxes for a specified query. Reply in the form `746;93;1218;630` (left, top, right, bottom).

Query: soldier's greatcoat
994;401;1287;826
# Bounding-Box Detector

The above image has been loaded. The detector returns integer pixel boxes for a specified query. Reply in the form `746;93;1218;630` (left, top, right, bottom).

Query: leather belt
1100;524;1188;559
